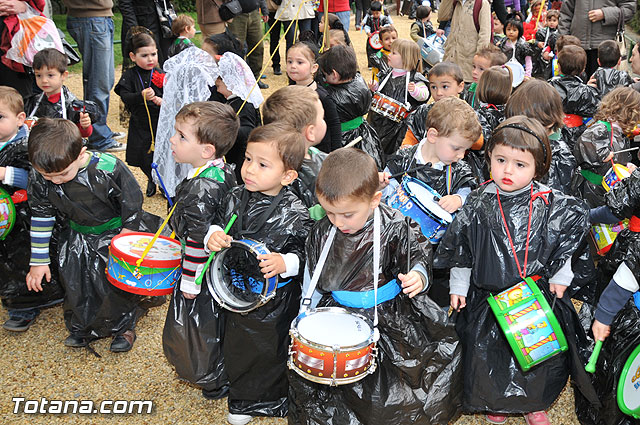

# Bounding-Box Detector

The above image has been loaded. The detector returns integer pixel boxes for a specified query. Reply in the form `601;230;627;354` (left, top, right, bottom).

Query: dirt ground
0;12;582;425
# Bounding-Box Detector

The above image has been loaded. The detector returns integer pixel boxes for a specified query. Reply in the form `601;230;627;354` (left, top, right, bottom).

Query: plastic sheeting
593;67;634;97
406;103;432;142
24;86;101;124
549;75;600;149
290;148;327;208
542;132;577;194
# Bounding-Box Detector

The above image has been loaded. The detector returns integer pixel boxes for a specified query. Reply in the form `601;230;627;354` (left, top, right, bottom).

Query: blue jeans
66;16;116;150
335;11;351;32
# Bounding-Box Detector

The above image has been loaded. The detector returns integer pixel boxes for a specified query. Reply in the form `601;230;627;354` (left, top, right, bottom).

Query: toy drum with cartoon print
368;32;382;50
0;188;16;240
618;344;640;419
602;164;631;192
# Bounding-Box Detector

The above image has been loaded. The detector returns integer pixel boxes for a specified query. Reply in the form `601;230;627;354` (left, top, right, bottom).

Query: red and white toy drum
368;32;382;50
370;92;411;122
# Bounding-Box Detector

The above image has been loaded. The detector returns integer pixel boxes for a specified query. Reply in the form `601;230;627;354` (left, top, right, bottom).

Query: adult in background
318;0;351;31
631;43;640;92
276;0;315;55
63;0;123;151
119;0;172;68
560;0;636;79
197;0;227;38
267;0;282;75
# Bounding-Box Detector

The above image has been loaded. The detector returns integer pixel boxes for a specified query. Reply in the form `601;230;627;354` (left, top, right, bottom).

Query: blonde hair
0;86;23;116
171;14;195;36
391;39;422;72
329;29;347;46
426;97;482;142
594;87;640;134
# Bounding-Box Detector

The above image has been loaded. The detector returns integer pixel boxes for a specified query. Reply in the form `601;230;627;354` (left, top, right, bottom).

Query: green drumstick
585;340;603;373
194;214;237;286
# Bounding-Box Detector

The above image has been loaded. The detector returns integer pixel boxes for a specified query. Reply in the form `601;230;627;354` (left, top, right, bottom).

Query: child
162;101;239;400
0;87;63;333
370;25;397;83
317;45;384;170
506;79;577;194
435;116;597;424
362;1;393;68
591;40;634;97
498;18;533;77
550;34;582;78
571;87;640;208
548;45;601;149
465;45;508;109
262;85;327;209
168;14;196;58
285;42;342;153
115;33;165;197
205;123;313;424
212;52;264;181
493;12;506;44
26;118;160;351
369;38;429;156
24;49;97;141
410;5;434;42
289;147;463;425
532;9;559;79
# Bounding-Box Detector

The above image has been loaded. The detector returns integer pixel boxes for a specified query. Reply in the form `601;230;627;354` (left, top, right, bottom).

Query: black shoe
110;330;136;352
64;334;88;348
257;81;269;89
273;65;282;75
139;295;166;309
146;180;157;197
3;317;35;332
202;384;229;400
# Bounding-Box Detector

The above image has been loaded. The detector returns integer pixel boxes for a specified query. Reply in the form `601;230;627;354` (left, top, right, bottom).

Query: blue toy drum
387;176;453;243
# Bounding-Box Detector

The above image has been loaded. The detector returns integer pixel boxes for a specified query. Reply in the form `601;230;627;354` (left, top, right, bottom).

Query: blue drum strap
235;188;284;238
634;291;640;310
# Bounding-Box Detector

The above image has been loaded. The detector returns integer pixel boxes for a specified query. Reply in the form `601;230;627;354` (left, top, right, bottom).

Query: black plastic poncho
498;37;534;69
0;134;64;311
289;204;463;425
214;186;313;418
435;181;599;413
532;27;558;79
476;103;505;146
28;152;161;339
542;131;577;194
369;70;429;157
163;163;236;392
290;148;327;208
324;74;384;170
571;121;631;208
406;102;432;142
592;67;634;97
227;96;259;182
549;76;600;149
23;85;101;125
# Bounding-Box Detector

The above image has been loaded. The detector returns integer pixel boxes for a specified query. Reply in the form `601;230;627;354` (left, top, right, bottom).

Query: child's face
546;16;558;29
381;31;397;51
493;15;504;33
630;45;640;75
421;14;431;23
36;147;87;185
130;45;158;70
425;129;474;165
505;24;519;42
371;10;381;19
318;193;382;234
34;67;67;96
306;99;327;146
170;118;215;166
531;4;541;17
185;25;197;38
388;50;404;69
241;141;295;196
286;48;318;83
428;75;464;101
0;103;25;143
490;144;536;192
472;55;492;83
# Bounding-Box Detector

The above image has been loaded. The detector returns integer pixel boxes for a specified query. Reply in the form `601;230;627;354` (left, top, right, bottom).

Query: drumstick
151;162;173;207
389;164;429;179
194;214;238;286
611;146;640;155
344;136;363;149
406;216;411;275
585;340;603;373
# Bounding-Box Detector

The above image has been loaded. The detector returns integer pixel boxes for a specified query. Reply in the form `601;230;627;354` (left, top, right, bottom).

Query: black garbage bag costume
498;37;534;72
369;69;429;157
163;162;237;393
592;67;634;97
406;102;432;143
324;74;384;170
226;96;260;182
470;104;505;183
24;85;101;127
213;186;313;418
0;128;63;311
290;147;327;209
543;130;577;194
289;204;462;425
532;27;558;79
28;152;161;340
435;181;600;414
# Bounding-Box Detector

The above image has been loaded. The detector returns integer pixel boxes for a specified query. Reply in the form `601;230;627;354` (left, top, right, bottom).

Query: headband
499;123;548;160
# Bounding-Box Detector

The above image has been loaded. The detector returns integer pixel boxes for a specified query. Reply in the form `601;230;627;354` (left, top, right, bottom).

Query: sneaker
486;414;507;424
64;334;89;348
524;411;550;425
3;317;35;332
273;65;282;75
228;413;252;425
257;81;269;89
106;142;126;152
112;131;126;140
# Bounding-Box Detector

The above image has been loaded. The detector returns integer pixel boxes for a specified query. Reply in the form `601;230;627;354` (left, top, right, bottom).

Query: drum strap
377;71;409;106
29;90;67;120
235;188;285;238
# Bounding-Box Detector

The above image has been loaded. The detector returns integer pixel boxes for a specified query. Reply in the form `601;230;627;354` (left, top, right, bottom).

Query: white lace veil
213;52;264;108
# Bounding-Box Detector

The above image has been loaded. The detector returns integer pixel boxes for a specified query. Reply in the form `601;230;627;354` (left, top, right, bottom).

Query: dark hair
598;40;621;68
505;18;523;40
287;41;319;62
317;45;358;81
477;66;512;105
130;33;156;54
505;11;525;22
262;86;320;131
546;9;560;20
505;79;564;132
247;123;306;172
378;25;398;41
204;28;243;56
370;1;382;11
28;118;83;173
428;61;464;84
555;34;581;53
171;14;195;36
487;116;551;179
316;148;379;203
558;45;586;76
175;101;239;157
32;48;68;73
416;5;431;19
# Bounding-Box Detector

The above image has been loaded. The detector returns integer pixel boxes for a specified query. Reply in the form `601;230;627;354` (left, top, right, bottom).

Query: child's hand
537;41;544;49
627;163;637;173
182;291;197;300
79;112;91;129
542;51;552;61
120;228;135;235
549;282;567;299
207;231;232;252
142;87;155;100
0;166;6;181
436;29;445;37
592;319;610;342
368;81;378;92
26;265;50;292
603;152;614;163
398;271;424;298
257;253;286;279
438;194;462;213
587;75;598;88
408;82;416;92
151;97;162;106
450;294;466;311
378;171;390;189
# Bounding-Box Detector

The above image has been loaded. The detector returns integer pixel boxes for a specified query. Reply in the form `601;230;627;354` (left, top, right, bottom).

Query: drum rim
368;31;382;49
401;176;454;223
109;232;182;268
288;356;377;386
209;238;278;313
0;188;16;240
105;266;176;295
617;343;640;418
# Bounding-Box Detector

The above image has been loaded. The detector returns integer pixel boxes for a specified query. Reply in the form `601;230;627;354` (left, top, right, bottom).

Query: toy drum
370;92;411;123
590;220;629;256
209;238;278;313
106;232;182;296
288;307;377;386
618;344;640;419
368;32;382;50
602;164;631;192
417;34;445;67
387;176;453;243
0;188;16;241
24;117;38;130
487;277;568;371
505;59;525;88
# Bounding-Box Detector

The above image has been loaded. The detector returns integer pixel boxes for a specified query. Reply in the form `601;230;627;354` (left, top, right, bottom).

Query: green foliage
630;0;640;33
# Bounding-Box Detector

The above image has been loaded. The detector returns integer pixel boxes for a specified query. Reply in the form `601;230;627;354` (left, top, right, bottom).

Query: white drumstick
344;136;363;149
611;146;640;155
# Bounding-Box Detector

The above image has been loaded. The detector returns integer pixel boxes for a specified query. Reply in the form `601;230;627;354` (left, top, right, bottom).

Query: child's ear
201;144;216;159
281;169;298;186
617;57;621;67
426;127;439;144
16;112;26;126
129;52;137;62
311;62;319;75
456;81;465;94
304;124;316;143
77;146;87;161
370;191;382;209
62;70;69;80
597;58;601;66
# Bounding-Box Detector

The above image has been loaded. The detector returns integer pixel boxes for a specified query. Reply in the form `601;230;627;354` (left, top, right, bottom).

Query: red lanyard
496;183;534;280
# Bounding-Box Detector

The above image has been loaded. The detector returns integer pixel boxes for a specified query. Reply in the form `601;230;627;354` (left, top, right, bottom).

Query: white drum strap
372;207;381;341
376;72;410;107
301;226;337;309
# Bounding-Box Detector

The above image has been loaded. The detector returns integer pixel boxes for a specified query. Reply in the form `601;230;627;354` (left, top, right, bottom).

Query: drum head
112;233;182;262
505;59;525;87
618;344;640;418
297;308;372;347
405;180;453;223
0;188;15;240
369;32;382;50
